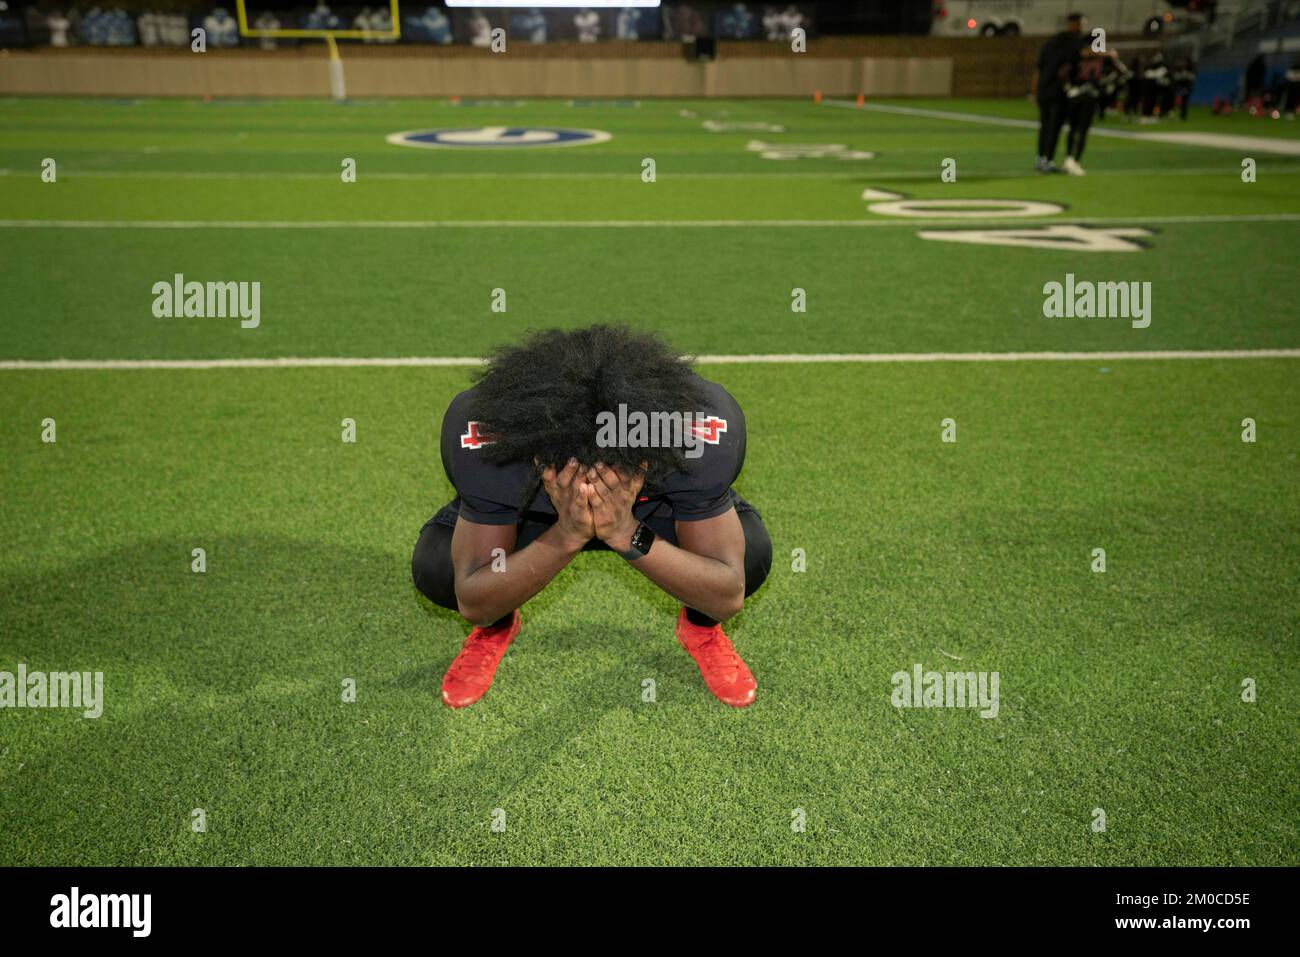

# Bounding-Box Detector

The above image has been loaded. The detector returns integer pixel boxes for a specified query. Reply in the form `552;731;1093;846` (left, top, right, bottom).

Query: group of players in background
1034;12;1199;176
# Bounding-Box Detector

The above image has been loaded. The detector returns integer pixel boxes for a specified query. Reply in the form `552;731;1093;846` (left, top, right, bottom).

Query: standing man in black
1244;54;1267;107
1172;56;1198;120
1097;54;1130;120
1287;56;1300;116
1062;55;1102;176
1032;13;1088;173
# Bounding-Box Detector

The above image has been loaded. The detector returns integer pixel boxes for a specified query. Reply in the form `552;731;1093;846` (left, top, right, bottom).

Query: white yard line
697;350;1300;363
2;213;1298;229
6;167;1290;181
0;169;861;181
3;350;1297;372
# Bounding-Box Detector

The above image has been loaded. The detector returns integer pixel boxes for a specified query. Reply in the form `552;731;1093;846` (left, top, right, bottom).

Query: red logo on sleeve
461;421;495;449
688;416;728;444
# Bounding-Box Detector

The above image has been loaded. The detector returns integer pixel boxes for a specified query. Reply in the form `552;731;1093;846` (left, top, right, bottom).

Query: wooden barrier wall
0;36;1050;98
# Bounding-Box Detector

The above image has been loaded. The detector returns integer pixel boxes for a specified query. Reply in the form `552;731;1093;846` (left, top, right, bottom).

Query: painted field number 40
862;188;1152;252
919;224;1153;252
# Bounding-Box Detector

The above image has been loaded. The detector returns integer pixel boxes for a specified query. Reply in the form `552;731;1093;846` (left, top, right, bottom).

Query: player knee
740;510;772;599
411;523;458;611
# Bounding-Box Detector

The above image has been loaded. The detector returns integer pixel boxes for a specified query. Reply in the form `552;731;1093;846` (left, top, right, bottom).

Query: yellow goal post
235;1;402;98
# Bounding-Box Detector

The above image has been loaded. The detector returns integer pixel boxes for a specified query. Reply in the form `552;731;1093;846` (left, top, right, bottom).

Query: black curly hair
468;325;707;513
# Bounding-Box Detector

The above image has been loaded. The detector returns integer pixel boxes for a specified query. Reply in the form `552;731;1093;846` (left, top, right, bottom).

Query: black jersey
1067;57;1104;99
1036;30;1086;99
1101;59;1130;95
1144;58;1172;87
439;375;748;526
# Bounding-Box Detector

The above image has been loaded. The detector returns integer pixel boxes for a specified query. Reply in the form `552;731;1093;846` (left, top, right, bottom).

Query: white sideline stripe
826;99;1042;130
4;350;1298;371
825;99;1300;155
1115;131;1300;156
3;213;1299;229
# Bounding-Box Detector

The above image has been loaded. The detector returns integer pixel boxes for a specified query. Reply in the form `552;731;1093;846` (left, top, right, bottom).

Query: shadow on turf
0;534;768;862
0;532;736;693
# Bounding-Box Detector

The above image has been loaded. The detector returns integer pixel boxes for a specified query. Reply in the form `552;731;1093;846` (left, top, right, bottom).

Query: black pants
1036;94;1067;161
411;500;773;626
1142;80;1163;115
1159;84;1175;116
1125;79;1142;115
1066;95;1097;161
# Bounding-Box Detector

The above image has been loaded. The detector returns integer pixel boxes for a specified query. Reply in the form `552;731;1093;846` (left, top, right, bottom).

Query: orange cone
813;90;822;104
856;93;865;107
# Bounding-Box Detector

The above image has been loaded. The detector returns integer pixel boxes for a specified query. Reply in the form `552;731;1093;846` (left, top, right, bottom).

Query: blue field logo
386;127;612;149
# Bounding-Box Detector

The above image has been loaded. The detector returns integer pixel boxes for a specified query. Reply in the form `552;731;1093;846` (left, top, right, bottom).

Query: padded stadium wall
0;37;1046;98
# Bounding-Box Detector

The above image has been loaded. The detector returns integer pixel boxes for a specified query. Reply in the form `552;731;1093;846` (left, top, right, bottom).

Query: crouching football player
411;325;772;709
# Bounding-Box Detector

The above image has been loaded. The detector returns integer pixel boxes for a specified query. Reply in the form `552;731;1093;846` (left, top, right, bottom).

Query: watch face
630;523;655;555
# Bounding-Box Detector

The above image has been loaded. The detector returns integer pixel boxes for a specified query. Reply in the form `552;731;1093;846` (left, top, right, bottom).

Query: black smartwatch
617;522;656;561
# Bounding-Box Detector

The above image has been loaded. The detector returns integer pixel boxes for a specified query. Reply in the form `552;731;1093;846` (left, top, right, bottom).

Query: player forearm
583;465;748;621
455;524;585;626
627;540;745;623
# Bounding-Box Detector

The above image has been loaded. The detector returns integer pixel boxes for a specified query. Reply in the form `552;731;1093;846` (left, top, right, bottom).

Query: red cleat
440;610;521;708
674;608;757;708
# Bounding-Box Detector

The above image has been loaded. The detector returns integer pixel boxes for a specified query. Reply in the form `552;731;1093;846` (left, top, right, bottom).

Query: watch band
618;522;655;561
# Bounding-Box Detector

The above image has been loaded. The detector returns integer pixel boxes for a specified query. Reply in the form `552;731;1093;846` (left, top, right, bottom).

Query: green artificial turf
0;97;1296;865
1;98;1297;359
